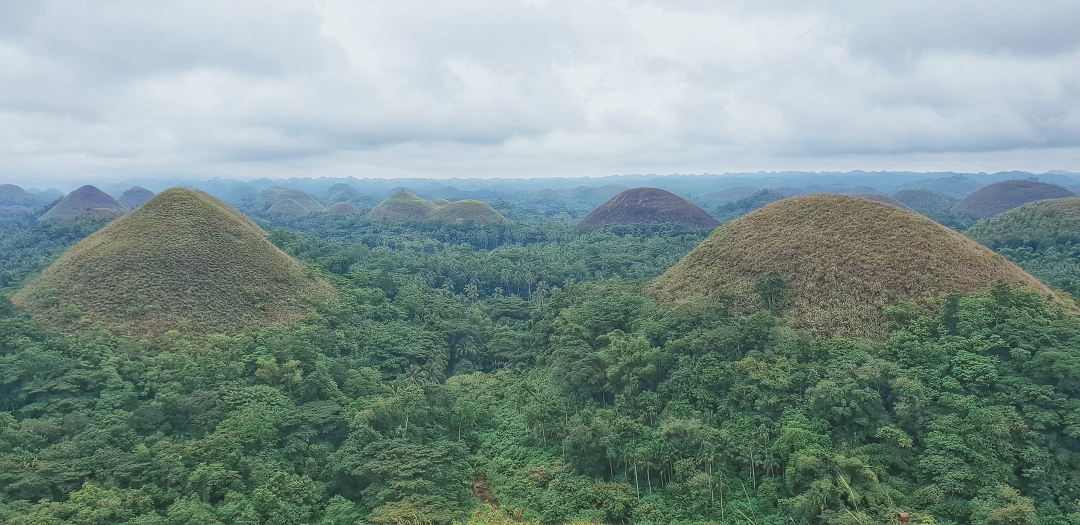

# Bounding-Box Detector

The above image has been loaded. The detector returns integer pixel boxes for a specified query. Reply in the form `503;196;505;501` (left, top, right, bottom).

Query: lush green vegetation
3;201;1080;524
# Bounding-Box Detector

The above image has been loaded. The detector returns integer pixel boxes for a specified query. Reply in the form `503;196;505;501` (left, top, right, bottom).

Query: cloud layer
1;0;1078;183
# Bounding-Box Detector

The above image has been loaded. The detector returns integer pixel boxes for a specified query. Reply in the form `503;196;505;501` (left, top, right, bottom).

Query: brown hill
649;194;1050;339
117;186;156;209
256;187;327;213
37;185;127;223
429;200;507;224
892;189;956;214
327;202;364;216
367;190;437;222
0;184;38;207
13;188;334;334
578;188;720;229
951;180;1074;218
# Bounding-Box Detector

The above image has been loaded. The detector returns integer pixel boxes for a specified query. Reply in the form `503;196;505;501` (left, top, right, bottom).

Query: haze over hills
952;179;1075;218
578;187;720;229
37;185;127;223
12;188;334;334
892;189;956;214
117;186;155;209
649;194;1050;338
850;193;913;210
0;184;40;207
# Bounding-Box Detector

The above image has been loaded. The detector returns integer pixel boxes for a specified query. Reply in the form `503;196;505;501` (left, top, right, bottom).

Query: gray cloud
0;0;1077;184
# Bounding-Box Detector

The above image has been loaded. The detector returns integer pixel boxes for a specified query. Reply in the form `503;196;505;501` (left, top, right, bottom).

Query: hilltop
892;189;955;214
430;200;508;224
266;199;311;218
952;180;1074;218
367;190;437;222
649;194;1050;338
117;186;155;209
12;188;334;334
850;193;913;210
37;185;127;223
578;188;719;229
966;197;1080;249
0;184;39;207
255;187;326;214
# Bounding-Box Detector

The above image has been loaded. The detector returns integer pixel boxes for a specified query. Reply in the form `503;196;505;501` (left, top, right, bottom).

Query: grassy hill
12;188;334;334
952;179;1073;218
429;200;508;224
37;185;127;223
578;188;719;229
0;184;38;207
117;186;155;209
649;194;1050;338
266;199;312;218
966;197;1080;249
367;190;438;222
892;189;956;214
256;187;327;213
850;193;912;210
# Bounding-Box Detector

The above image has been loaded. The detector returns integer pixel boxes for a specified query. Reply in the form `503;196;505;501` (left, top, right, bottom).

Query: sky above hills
1;0;1078;185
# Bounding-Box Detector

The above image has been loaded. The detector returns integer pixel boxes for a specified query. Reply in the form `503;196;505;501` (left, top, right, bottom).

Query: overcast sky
1;0;1078;184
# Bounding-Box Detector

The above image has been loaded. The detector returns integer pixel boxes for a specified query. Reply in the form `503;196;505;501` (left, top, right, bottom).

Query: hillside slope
952;180;1074;218
37;185;127;223
13;188;334;334
650;194;1050;338
578;188;719;229
430;200;507;224
367;190;437;222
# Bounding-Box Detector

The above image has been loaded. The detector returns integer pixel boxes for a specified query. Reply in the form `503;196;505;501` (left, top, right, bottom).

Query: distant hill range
13;188;334;334
650;194;1051;339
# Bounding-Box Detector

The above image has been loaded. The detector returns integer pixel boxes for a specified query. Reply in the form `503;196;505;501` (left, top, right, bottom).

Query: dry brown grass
850;193;912;210
12;188;335;334
649;194;1052;339
578;187;720;229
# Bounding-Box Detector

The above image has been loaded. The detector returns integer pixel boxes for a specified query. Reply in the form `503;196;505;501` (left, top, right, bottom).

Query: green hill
266;199;311;218
952;179;1074;218
326;201;364;216
966;197;1080;249
117;186;155;209
367;190;437;222
650;194;1050;338
12;188;334;334
256;187;326;213
429;200;507;224
37;185;127;223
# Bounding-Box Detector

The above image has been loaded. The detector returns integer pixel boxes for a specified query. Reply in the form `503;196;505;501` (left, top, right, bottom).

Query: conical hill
38;185;127;223
429;200;507;224
256;187;326;213
649;194;1050;339
952;180;1073;218
367;190;437;222
267;199;311;218
13;188;334;334
966;197;1080;249
578;188;720;229
0;184;38;207
327;202;364;216
117;186;155;209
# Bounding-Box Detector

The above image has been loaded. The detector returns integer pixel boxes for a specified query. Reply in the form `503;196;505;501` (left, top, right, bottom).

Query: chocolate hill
0;184;39;207
966;197;1080;249
951;180;1074;218
37;185;127;223
256;187;326;214
327;202;364;216
578;188;720;229
892;189;955;215
117;186;155;209
430;200;507;224
267;199;311;218
12;188;334;334
649;194;1050;339
367;190;437;222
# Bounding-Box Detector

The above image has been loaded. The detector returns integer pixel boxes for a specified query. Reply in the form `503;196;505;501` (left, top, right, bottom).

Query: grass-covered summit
649;194;1049;338
952;179;1073;218
429;199;507;224
892;189;955;214
117;186;155;209
12;188;334;334
966;197;1080;249
37;185;127;223
578;187;720;229
367;190;438;222
0;184;38;207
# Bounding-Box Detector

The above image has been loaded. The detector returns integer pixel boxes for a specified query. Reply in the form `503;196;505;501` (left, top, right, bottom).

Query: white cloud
0;0;1077;184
